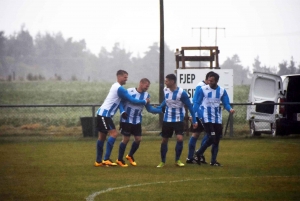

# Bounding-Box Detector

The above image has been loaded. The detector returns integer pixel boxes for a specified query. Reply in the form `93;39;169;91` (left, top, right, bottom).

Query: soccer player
193;72;235;166
186;71;215;164
94;70;150;167
116;78;162;167
157;74;198;168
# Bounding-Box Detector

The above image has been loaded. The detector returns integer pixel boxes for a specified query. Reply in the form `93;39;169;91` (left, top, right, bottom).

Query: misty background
0;27;299;85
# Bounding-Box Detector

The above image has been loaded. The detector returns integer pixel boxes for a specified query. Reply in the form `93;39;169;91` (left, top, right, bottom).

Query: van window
253;78;276;99
256;101;275;114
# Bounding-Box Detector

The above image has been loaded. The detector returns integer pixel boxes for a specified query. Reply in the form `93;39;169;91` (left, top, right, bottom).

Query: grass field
1;135;300;201
0;81;251;134
1;80;299;200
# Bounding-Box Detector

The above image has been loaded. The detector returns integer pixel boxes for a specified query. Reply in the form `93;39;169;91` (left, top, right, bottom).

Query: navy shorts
120;122;142;136
203;123;222;137
96;115;116;134
161;122;184;138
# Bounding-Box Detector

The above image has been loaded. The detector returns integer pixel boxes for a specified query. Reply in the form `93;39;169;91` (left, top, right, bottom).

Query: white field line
85;175;298;201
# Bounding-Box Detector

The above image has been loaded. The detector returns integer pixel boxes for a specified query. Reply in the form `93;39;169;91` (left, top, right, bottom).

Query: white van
247;72;300;136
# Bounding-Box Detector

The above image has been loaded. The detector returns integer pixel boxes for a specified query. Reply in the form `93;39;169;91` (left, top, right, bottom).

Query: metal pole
159;0;165;127
229;109;234;137
92;105;96;137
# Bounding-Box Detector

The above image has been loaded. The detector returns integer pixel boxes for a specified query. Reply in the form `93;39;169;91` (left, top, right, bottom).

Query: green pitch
0;136;300;200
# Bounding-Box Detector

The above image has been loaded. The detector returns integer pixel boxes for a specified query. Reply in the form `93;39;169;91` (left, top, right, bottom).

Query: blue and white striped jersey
119;88;161;124
193;85;232;124
97;82;146;118
193;80;206;118
160;87;196;123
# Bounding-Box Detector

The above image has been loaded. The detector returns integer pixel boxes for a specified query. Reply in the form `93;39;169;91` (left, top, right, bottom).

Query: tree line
0;27;299;84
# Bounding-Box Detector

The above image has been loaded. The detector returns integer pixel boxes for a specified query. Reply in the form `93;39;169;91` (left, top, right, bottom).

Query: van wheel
250;121;261;136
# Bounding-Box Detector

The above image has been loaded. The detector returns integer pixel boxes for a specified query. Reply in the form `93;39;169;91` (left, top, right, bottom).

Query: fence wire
0;103;299;137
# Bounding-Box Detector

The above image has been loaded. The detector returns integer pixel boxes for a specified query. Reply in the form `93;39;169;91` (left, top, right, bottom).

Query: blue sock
211;144;219;164
118;142;127;160
175;141;183;161
96;140;104;163
104;136;116;160
129;141;140;157
188;136;197;159
201;134;208;148
160;143;168;163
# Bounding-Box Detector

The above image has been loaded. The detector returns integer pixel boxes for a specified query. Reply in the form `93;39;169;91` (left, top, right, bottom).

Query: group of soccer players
94;69;234;168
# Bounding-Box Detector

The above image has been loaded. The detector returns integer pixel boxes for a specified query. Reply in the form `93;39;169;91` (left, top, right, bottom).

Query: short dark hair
116;70;128;76
208;72;219;82
140;78;150;84
205;71;214;80
166;74;177;83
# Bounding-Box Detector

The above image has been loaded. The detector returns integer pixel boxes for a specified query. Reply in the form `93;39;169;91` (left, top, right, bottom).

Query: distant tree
0;31;7;75
164;43;176;75
252;56;275;74
6;25;34;60
277;60;289;76
130;42;176;83
221;54;251;85
0;31;5;57
287;57;298;74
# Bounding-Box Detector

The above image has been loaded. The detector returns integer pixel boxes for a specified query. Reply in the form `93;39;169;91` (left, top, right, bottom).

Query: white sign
176;69;234;103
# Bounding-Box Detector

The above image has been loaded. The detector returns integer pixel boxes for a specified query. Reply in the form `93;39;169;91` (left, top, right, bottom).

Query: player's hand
193;122;198;129
145;98;150;104
230;109;235;114
121;112;128;119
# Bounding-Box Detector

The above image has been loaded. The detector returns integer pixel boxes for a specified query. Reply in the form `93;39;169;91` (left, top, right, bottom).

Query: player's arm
221;90;234;113
117;86;147;105
181;91;197;124
156;100;166;113
145;94;162;113
192;87;204;117
118;101;128;119
145;104;162;113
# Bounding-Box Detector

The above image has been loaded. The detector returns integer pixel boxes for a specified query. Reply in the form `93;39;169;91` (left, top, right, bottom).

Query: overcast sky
1;0;300;71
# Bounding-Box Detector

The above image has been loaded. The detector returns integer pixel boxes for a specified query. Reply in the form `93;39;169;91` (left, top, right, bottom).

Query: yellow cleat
126;155;137;166
175;160;185;167
116;159;128;167
94;161;103;167
102;159;117;166
157;162;165;168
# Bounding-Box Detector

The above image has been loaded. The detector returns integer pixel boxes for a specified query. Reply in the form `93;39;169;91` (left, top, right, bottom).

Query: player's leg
157;122;172;167
117;122;130;164
198;133;209;164
195;123;214;165
102;118;118;166
94;115;109;167
126;135;141;166
210;124;222;166
187;132;200;162
174;122;185;167
95;131;107;167
126;124;141;166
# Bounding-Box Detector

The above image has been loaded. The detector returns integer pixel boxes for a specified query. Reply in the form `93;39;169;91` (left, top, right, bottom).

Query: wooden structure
175;46;220;136
175;46;220;69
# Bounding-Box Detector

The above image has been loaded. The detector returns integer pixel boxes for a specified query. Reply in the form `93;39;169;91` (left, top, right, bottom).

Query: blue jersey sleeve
119;101;125;114
221;90;232;112
192;85;202;103
143;94;160;113
181;91;197;124
145;104;162;113
117;86;146;105
192;87;204;117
